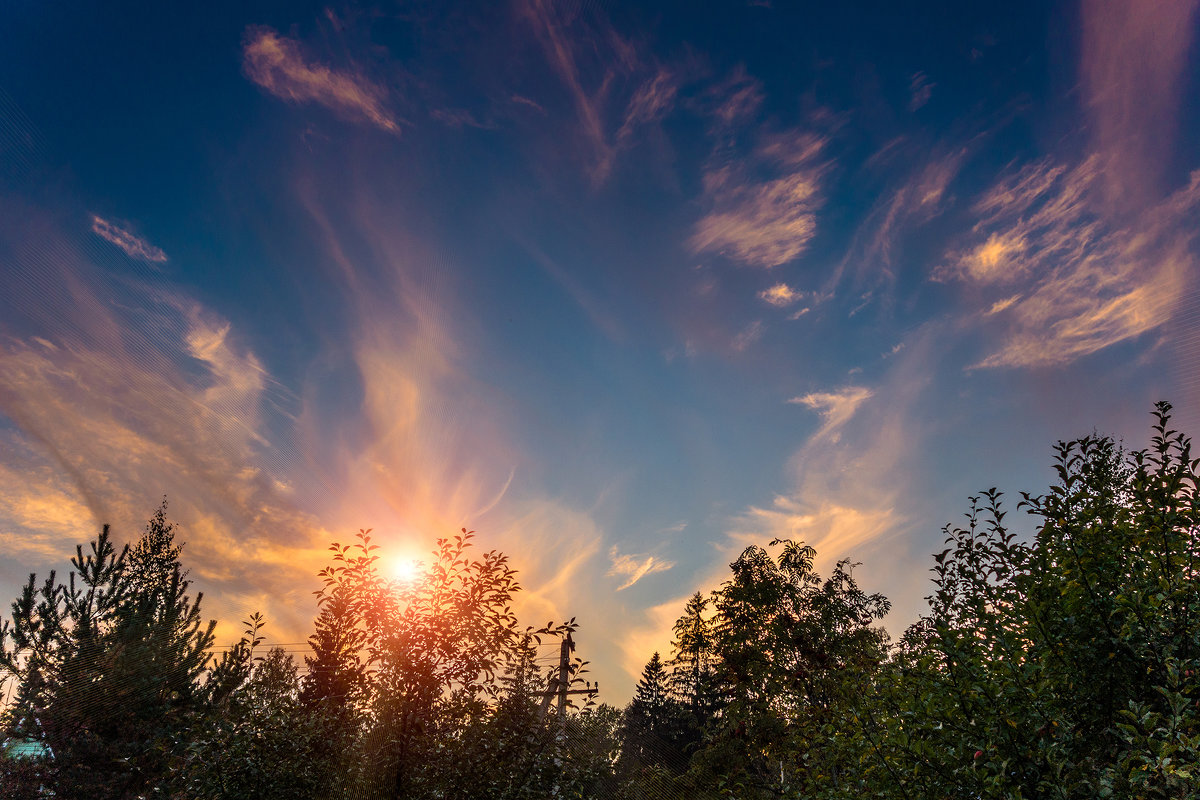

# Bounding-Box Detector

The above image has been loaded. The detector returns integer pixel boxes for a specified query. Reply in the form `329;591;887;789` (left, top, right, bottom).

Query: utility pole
556;631;571;727
536;629;598;726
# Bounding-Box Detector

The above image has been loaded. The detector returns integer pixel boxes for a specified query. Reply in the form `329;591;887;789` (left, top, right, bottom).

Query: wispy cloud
90;215;167;262
429;107;494;130
1080;0;1199;210
936;0;1199;369
789;386;873;441
690;132;828;268
720;333;942;643
0;300;327;643
608;545;674;591
696;66;764;130
831;147;965;289
908;71;934;111
759;282;803;307
942;156;1200;368
519;0;675;182
985;294;1020;315
731;319;765;352
616;68;678;147
520;0;613;179
242;27;399;133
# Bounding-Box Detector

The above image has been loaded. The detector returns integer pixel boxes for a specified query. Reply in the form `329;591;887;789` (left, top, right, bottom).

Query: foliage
690;539;890;798
307;527;593;798
171;613;350;799
5;404;1199;800
857;402;1200;799
619;653;688;779
0;501;214;799
666;592;718;752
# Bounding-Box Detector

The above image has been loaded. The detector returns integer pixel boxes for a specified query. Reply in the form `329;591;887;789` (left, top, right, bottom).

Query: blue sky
1;0;1198;699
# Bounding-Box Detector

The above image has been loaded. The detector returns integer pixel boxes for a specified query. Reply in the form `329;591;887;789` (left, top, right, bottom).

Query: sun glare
391;558;422;584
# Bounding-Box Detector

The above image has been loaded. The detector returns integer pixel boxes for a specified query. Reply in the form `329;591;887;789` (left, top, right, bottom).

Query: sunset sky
2;0;1199;700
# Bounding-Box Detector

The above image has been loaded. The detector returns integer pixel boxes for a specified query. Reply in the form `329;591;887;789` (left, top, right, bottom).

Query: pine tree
621;652;687;776
0;503;216;799
667;591;718;725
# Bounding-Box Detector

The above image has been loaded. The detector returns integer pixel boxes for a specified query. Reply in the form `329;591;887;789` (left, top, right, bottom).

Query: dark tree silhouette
0;502;214;799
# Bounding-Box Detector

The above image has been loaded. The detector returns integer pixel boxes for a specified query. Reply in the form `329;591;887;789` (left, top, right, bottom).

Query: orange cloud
0;317;331;645
944;157;1200;368
759;282;804;307
950;231;1029;283
242;27;399;133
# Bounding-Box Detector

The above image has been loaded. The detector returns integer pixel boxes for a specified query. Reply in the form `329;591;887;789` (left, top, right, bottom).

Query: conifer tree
667;592;718;731
621;652;687;776
0;502;215;799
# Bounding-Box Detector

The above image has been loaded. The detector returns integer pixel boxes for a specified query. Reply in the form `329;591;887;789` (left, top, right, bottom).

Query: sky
1;0;1198;701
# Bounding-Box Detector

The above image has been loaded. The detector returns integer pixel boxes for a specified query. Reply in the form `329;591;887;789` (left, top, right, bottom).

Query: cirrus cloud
90;215;167;262
759;282;804;307
242;27;400;134
607;545;675;591
690;132;828;269
789;386;873;441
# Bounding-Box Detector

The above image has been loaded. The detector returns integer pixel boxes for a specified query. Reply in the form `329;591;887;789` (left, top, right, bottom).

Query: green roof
3;737;50;759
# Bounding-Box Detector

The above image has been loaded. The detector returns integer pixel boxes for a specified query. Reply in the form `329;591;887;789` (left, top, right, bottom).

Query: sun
390;558;422;584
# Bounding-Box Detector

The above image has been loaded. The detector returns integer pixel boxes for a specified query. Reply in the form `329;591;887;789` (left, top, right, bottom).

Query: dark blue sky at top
1;0;1197;696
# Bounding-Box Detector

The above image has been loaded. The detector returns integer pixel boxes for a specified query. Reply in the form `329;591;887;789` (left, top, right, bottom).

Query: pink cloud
519;0;676;183
942;157;1200;368
1080;0;1199;210
90;215;167;262
519;0;617;181
242;27;399;133
690;133;828;268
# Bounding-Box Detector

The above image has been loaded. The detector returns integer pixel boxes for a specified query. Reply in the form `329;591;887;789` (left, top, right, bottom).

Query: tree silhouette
857;402;1200;799
0;502;214;799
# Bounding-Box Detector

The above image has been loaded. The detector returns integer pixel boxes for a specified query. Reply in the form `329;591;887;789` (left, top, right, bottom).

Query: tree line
2;402;1199;798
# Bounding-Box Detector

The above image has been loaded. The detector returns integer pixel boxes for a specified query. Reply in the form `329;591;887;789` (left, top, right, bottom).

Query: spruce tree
621;652;687;776
0;502;215;799
667;591;718;730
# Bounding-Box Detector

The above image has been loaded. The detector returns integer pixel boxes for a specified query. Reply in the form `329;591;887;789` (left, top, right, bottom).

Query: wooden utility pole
535;630;597;726
556;632;571;726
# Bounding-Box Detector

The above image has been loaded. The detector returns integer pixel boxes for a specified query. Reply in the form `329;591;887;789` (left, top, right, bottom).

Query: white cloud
789;386;873;441
607;545;674;591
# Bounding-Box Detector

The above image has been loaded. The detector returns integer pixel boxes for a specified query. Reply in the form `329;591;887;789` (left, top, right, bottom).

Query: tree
308;528;569;798
667;592;718;743
692;540;890;799
173;614;340;800
858;402;1200;799
620;653;687;778
0;502;215;799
